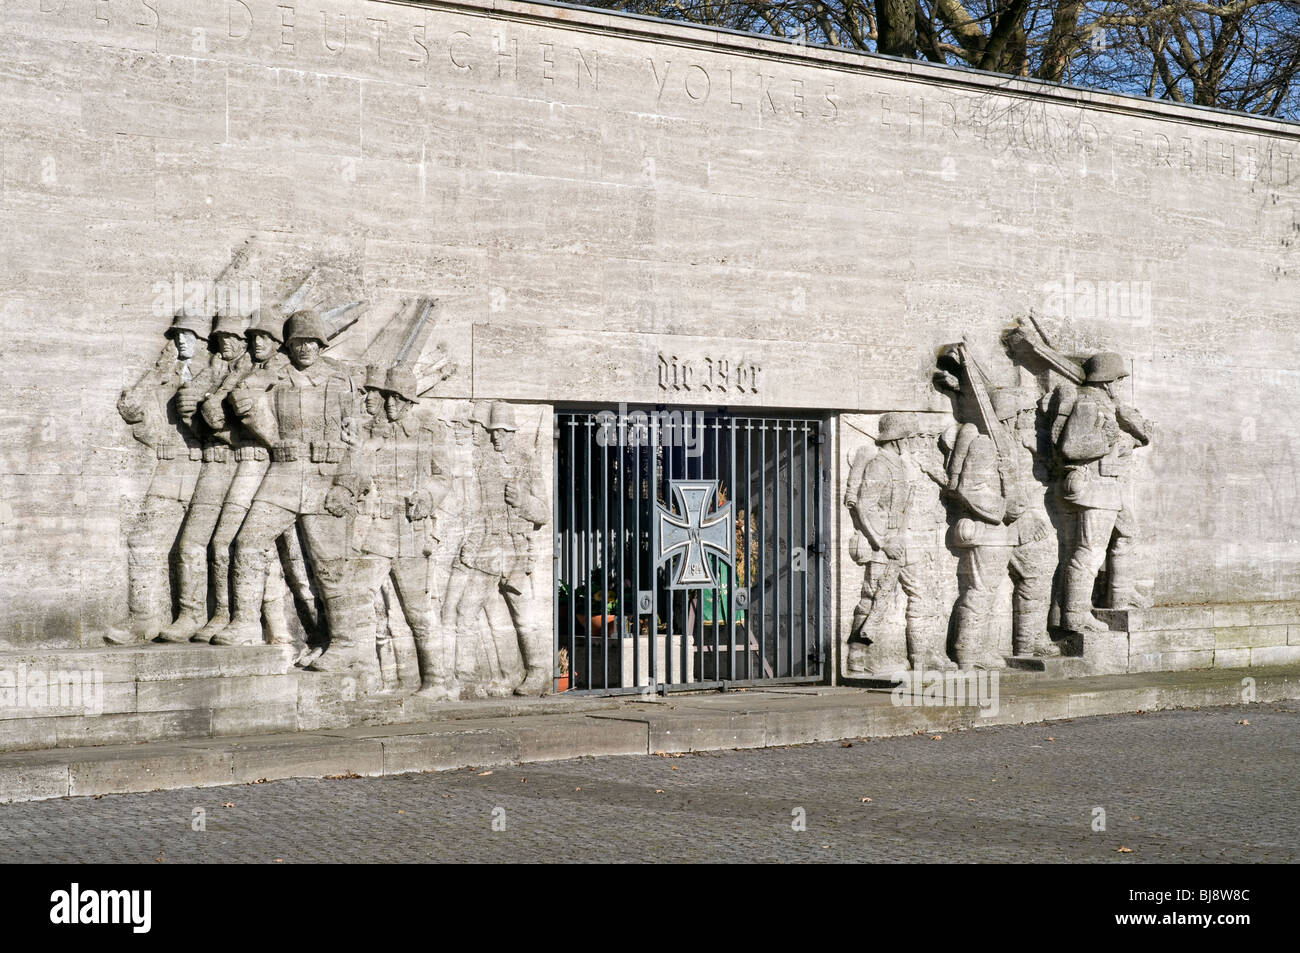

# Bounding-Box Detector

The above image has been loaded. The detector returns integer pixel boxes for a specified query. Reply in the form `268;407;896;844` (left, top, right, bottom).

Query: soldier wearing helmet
181;307;318;650
947;386;1060;668
843;412;954;673
444;401;551;697
155;307;250;642
105;309;212;645
1057;351;1152;633
323;363;453;687
213;309;360;649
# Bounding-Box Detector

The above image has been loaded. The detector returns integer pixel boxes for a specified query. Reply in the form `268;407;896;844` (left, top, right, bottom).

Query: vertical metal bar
798;417;806;680
584;417;593;692
649;415;659;692
632;414;641;691
601;423;610;691
758;420;766;680
728;417;737;683
744;418;753;681
618;411;629;692
553;413;560;693
567;418;576;690
815;419;824;678
711;417;720;683
787;420;795;679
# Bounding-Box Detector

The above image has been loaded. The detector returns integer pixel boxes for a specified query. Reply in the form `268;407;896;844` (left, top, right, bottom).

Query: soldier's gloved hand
229;386;255;417
882;538;904;560
324;486;356;518
407;495;432;521
176;383;203;417
116;391;145;424
340;416;361;448
201;396;226;431
1102;416;1121;443
504;480;521;507
1004;494;1026;523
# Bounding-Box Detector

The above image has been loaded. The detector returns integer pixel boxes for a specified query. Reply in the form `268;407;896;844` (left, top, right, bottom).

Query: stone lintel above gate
471;324;949;412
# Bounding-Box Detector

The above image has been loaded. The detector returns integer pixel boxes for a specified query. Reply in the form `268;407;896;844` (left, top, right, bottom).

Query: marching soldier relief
104;281;554;701
110;271;1153;697
844;323;1155;676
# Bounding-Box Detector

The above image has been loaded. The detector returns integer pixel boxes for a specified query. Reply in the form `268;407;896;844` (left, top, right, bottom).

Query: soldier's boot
211;555;266;647
1106;550;1150;609
911;629;958;672
308;589;377;677
412;631;461;702
372;589;399;690
193;541;234;642
156;546;208;643
514;625;551;697
106;546;169;645
1013;601;1060;657
1061;563;1107;633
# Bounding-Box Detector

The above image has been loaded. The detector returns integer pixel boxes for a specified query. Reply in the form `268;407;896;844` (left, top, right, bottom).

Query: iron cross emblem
655;480;734;589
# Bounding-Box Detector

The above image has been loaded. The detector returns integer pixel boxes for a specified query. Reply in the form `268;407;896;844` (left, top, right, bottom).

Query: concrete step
1;663;1295;803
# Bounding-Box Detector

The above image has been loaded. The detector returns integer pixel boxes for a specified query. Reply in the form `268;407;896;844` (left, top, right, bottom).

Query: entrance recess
554;408;828;694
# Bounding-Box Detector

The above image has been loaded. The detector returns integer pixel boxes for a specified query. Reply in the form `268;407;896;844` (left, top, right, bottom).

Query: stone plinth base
0;645;297;752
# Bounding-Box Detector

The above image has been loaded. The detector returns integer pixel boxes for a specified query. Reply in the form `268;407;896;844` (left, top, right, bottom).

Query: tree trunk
876;0;917;58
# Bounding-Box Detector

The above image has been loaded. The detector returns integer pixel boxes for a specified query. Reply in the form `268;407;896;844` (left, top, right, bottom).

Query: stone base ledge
0;664;1296;803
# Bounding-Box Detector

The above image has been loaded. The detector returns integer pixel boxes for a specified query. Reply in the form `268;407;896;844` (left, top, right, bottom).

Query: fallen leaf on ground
860;797;872;803
222;802;235;808
397;810;405;815
477;770;493;776
655;789;664;794
840;742;853;748
1116;846;1133;853
1237;719;1250;726
930;735;943;741
670;766;678;771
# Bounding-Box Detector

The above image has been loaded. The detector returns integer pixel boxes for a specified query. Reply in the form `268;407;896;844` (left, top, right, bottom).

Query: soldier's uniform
445;403;550;697
155;311;246;642
323;365;452;685
1058;352;1152;631
948;388;1058;668
190;310;316;647
845;412;953;672
213;310;359;646
106;312;210;645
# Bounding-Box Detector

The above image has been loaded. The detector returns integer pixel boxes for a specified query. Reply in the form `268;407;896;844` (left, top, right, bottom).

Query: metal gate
554;408;827;694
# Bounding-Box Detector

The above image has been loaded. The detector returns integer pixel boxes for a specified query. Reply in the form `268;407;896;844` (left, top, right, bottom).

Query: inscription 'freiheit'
658;353;760;395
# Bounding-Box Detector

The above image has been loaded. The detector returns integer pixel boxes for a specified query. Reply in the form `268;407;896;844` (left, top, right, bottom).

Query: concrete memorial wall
2;0;1299;746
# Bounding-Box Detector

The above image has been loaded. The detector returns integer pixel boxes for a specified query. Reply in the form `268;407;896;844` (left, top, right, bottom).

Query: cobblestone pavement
0;704;1295;863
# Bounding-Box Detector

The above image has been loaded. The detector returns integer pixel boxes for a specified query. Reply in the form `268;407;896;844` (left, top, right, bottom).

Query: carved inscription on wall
657;353;760;395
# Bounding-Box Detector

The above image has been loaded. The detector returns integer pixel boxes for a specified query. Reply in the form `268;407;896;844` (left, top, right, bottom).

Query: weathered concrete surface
1;663;1295;802
1;0;1298;646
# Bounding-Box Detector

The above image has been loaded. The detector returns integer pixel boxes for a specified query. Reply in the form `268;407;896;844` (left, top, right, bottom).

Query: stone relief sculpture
444;402;551;697
106;311;210;645
189;308;318;652
844;412;954;675
324;364;452;692
1054;352;1153;632
108;278;550;702
843;319;1155;677
216;310;360;653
